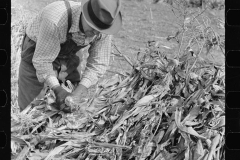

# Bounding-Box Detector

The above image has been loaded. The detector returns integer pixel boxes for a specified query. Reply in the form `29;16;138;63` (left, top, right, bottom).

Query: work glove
53;86;73;113
69;84;89;104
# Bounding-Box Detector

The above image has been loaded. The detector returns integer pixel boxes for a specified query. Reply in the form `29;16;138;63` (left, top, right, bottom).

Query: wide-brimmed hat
81;0;122;35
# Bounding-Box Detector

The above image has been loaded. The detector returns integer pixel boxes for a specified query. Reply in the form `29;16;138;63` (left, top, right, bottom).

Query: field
12;0;224;68
11;0;225;159
11;0;224;99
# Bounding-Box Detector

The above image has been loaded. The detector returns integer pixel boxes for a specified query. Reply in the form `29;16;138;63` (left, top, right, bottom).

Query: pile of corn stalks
11;42;225;160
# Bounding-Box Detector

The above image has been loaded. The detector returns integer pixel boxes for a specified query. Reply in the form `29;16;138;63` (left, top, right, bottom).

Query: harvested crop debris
11;43;225;160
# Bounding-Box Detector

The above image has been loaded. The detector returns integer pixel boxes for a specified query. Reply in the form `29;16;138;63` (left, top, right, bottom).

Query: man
18;0;122;112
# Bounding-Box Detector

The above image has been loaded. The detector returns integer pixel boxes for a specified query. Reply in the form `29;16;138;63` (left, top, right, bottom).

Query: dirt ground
12;0;225;79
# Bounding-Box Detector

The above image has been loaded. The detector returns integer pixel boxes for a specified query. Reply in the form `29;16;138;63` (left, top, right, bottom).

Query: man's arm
79;34;112;88
32;19;61;88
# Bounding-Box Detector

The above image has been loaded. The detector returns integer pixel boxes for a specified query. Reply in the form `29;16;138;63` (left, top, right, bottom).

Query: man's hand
53;86;72;113
70;84;89;104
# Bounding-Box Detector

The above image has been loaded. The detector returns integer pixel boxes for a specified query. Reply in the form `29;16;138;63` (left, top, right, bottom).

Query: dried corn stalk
11;42;225;160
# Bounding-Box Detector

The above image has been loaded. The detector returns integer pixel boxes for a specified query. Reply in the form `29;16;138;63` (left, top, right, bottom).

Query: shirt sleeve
79;34;112;88
32;19;61;88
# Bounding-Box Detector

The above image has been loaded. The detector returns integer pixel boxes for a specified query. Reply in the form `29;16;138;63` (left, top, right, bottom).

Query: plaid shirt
26;1;112;89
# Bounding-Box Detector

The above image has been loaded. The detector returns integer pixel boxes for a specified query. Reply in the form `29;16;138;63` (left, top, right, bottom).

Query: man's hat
81;0;122;35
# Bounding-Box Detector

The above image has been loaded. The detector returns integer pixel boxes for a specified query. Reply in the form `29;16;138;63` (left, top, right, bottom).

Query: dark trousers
18;35;82;111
